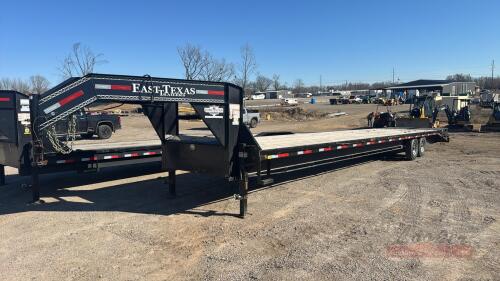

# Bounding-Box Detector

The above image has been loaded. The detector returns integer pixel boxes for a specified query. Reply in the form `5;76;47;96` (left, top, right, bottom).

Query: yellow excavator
396;95;441;128
482;102;500;131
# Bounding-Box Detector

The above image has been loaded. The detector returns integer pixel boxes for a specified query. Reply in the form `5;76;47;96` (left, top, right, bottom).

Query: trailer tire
404;139;418;161
417;138;426;157
250;118;258;128
97;124;113;139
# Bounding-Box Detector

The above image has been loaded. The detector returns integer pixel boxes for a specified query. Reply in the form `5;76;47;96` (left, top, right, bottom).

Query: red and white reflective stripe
95;84;132;91
378;140;385;143
337;145;349;149
196;89;224;96
124;153;140;158
143;152;157;156
353;143;364;147
366;141;376;145
44;90;84;114
56;159;75;164
297;149;313;155
0;97;10;102
267;153;289;159
81;156;98;162
103;155;120;160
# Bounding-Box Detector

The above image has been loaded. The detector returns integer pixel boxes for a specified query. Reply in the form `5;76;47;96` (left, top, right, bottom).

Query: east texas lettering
132;83;195;97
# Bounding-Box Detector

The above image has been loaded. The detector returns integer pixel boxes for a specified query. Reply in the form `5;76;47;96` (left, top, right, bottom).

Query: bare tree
58;43;107;78
29;75;50;94
177;43;209;80
446;73;473;82
0;78;11;90
293;79;304;93
236;43;257;91
272;74;281;90
255;74;273;92
200;55;235;82
0;78;31;94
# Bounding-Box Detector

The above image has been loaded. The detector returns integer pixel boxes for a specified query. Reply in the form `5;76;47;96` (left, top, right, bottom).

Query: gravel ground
0;103;499;281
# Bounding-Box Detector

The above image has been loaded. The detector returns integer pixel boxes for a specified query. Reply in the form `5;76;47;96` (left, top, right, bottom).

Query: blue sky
1;0;499;87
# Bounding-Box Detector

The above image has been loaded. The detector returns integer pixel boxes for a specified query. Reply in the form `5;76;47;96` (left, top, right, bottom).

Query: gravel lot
0;103;499;280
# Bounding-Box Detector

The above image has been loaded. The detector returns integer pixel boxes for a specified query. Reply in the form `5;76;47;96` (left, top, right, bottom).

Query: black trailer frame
0;73;449;217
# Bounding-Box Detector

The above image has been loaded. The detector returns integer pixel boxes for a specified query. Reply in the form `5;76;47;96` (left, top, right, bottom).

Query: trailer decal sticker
204;105;224;118
43;90;84;114
229;104;241;125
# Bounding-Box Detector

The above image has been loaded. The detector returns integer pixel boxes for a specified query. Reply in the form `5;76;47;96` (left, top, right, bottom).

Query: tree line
1;42;498;95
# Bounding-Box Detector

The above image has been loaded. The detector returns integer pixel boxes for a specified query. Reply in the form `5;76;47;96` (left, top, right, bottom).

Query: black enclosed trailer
0;74;449;217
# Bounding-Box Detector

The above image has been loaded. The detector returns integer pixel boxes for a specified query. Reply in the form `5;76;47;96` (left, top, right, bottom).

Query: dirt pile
261;107;331;121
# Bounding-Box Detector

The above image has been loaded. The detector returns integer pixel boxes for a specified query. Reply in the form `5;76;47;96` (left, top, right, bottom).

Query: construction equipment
482;102;500;131
0;73;449;217
443;98;471;127
395;95;441;128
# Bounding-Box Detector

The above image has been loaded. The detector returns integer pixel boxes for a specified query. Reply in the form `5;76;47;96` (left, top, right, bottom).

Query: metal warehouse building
386;79;476;99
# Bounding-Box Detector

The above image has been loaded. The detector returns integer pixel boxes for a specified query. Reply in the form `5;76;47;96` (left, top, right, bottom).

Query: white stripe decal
43;103;61;114
196;90;208;95
95;84;111;89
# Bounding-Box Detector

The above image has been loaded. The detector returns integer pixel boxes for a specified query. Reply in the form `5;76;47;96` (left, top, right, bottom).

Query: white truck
243;108;261;128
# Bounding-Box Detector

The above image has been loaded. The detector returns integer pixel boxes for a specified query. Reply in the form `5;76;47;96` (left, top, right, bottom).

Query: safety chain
46;115;77;154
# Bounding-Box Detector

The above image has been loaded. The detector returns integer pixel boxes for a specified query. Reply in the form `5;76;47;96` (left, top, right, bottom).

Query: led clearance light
0;97;10;102
43;90;84;114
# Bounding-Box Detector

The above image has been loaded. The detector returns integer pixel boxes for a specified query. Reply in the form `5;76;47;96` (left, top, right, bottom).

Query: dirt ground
1;103;499;280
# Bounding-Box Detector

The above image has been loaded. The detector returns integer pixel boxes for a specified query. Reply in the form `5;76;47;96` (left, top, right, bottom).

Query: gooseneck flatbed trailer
0;73;449;217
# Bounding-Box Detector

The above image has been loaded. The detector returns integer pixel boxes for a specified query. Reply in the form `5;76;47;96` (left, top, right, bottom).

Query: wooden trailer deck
73;128;442;152
254;128;442;151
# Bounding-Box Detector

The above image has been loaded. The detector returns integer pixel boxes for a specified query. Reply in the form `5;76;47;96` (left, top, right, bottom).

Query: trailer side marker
0;97;10;102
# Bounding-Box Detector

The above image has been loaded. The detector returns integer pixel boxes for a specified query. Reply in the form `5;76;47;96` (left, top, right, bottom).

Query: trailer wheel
97;124;113;139
250;118;258;128
404;139;418;161
417;138;426;157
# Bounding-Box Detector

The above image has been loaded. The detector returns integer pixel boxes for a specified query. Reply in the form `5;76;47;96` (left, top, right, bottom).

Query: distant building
385;79;476;100
255;90;294;99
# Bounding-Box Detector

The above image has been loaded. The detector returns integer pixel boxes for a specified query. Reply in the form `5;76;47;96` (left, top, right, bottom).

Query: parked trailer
0;73;449;217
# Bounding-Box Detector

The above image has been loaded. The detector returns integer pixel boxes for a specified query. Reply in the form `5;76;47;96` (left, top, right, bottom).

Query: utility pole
392;68;395;84
320;75;322;91
491;60;495;89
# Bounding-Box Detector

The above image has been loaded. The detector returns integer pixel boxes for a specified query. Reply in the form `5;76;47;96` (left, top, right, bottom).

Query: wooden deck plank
255;128;439;151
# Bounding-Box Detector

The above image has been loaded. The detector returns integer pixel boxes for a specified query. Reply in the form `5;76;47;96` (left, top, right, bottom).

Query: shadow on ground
0;154;392;217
